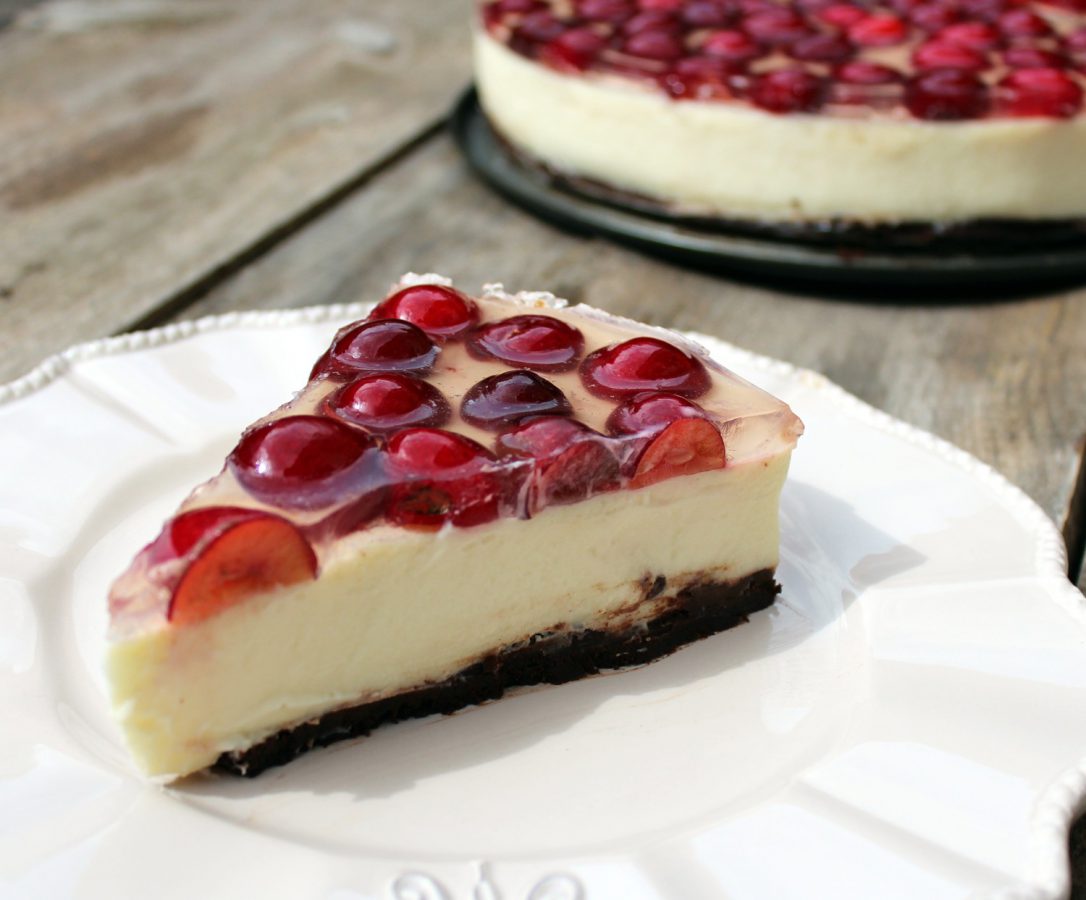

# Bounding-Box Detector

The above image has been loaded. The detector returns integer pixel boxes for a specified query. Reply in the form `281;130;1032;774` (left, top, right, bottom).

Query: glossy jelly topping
481;0;1086;119
111;277;802;627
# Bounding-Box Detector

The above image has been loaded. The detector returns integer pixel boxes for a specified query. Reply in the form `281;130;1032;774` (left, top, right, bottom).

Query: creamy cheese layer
107;455;789;779
475;32;1086;224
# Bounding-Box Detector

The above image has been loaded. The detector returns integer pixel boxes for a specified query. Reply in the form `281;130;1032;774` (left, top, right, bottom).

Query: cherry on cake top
482;0;1086;119
146;283;742;625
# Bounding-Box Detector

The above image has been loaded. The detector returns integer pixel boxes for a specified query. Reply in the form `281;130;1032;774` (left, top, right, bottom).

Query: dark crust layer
496;130;1086;254
213;569;780;777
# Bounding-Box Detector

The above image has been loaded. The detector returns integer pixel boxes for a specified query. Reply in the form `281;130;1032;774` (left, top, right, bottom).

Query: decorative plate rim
3;302;1084;900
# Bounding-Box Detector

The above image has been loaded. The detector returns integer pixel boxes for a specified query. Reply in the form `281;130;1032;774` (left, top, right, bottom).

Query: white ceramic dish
1;305;1085;900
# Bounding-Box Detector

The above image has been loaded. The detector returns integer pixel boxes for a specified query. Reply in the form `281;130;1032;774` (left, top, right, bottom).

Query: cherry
905;68;989;119
996;67;1083;117
606;391;711;436
937;21;1002;50
639;0;685;9
742;8;811;44
848;13;908;46
325;373;450;434
577;0;634;22
228;415;381;510
541;28;609;70
494;0;546;11
1068;28;1086;52
386;429;506;528
516;10;566;43
909;4;959;32
662;55;737;98
581;337;711;399
624;10;680;34
818;4;868;27
912;40;990;70
957;0;1006;21
836;60;902;83
148;506;264;564
497;417;622;509
789;33;853;61
625;28;686;59
630;418;726;488
461;371;573;429
681;1;735;27
997;9;1051;38
750;68;826;113
467;314;585;372
321;319;438;379
369;284;478;339
1003;46;1066;69
702;29;763;62
166;511;317;625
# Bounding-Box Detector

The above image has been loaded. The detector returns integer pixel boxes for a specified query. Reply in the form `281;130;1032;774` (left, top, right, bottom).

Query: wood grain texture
180;134;1086;545
0;0;472;383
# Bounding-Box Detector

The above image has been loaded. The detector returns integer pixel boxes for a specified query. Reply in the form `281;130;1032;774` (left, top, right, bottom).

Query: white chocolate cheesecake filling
108;455;790;779
475;31;1086;224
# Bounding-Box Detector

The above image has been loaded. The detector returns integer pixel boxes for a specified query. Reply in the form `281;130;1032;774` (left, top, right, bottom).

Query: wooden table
3;0;1084;892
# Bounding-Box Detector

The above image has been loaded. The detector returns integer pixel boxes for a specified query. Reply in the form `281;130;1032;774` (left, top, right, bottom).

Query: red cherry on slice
630;418;726;489
1002;47;1066;69
742;8;811;44
497;417;622;509
905;68;989;119
228;415;381;510
577;0;634;23
848;13;908;46
912;41;989;71
461;371;573;430
624;10;680;34
662;56;737;99
624;28;686;59
581;337;711;399
818;3;867;27
833;61;902;104
682;1;734;27
167;511;317;625
369;284;478;339
789;33;853;62
516;10;566;43
325;373;450;434
836;60;902;84
148;506;265;564
540;27;609;71
320;319;439;379
996;68;1083;117
749;68;826;113
997;9;1051;39
606;391;711;437
702;29;763;63
386;429;507;528
467;315;585;372
936;21;1002;51
909;3;959;32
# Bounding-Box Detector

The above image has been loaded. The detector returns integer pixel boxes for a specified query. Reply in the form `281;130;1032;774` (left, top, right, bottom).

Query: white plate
2;305;1085;900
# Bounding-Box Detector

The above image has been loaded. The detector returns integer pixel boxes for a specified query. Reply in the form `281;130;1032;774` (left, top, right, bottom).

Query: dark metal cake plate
451;88;1086;293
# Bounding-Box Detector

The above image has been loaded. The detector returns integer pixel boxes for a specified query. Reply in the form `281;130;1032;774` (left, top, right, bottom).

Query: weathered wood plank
0;0;472;382
180;134;1086;545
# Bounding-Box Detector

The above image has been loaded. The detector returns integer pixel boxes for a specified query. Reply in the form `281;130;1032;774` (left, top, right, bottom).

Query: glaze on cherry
369;284;479;338
467;314;585;372
325;373;451;433
320;320;439;379
581;337;711;399
461;371;574;429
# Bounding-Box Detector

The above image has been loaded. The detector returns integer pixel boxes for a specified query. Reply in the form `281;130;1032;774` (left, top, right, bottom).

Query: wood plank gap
115;115;448;336
1063;436;1086;583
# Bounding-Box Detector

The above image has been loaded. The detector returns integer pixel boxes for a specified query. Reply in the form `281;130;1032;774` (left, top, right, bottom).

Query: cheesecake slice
107;275;803;779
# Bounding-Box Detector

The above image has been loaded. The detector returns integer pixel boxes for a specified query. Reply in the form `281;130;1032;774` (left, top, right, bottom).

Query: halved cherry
912;40;990;70
324;373;450;433
228;415;382;511
848;13;908;46
318;319;439;379
386;428;508;528
467;315;585;372
996;68;1083;117
818;3;867;27
702;29;763;63
606;391;711;436
749;68;826;113
581;337;711;399
936;21;1002;51
166;510;317;625
630;418;726;489
368;284;478;339
541;28;609;71
461;371;573;429
742;8;811;44
147;506;260;564
789;33;853;62
682;0;734;27
497;416;622;509
905;68;989;119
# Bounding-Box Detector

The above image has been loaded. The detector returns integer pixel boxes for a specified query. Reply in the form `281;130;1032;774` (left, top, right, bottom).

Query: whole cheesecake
106;275;802;779
475;0;1086;232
